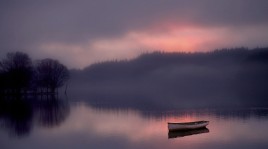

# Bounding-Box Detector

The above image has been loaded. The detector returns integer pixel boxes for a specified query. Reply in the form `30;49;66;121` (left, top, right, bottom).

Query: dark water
1;99;268;149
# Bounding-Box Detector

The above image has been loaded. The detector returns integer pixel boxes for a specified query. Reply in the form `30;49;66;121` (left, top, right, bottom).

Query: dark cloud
1;0;268;66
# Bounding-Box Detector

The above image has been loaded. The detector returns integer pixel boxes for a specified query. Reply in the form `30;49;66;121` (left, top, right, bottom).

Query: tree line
0;52;69;96
69;47;268;109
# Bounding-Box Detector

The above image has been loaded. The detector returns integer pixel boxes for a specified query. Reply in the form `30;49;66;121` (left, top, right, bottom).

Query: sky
1;0;268;68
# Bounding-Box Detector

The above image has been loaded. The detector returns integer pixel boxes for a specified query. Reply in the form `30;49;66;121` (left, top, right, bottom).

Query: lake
1;99;268;149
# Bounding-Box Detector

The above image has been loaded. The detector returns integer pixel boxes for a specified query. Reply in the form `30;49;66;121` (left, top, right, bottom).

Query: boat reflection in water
168;128;209;139
168;121;209;131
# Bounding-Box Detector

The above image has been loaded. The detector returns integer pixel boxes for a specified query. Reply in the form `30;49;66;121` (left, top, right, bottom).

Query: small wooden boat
168;128;209;139
168;121;209;131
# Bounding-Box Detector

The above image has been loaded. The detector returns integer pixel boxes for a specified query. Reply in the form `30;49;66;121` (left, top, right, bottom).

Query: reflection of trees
36;98;70;128
0;96;70;137
0;99;33;137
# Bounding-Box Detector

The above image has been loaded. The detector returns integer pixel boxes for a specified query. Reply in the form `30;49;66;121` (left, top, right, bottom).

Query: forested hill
69;47;268;110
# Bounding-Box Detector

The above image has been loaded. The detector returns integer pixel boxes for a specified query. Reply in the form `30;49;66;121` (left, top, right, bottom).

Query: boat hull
168;121;209;131
168;128;209;139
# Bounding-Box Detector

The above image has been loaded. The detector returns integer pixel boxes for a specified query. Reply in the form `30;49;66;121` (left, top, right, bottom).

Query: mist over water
1;101;268;149
68;48;268;110
1;48;268;149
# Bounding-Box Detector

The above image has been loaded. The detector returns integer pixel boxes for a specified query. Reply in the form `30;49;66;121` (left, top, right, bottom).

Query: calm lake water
1;99;268;149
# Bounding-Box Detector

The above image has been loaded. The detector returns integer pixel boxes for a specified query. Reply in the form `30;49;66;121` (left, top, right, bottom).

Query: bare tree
0;52;33;94
36;59;69;93
0;62;5;94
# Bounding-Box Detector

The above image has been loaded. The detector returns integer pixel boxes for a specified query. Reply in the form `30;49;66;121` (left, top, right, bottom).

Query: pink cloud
36;25;268;68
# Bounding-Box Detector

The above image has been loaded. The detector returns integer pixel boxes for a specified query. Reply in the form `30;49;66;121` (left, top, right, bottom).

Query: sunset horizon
1;0;268;68
1;1;268;149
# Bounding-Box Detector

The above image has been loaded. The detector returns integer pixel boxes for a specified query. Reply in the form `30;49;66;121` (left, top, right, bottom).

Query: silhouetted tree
35;58;69;93
0;63;5;94
0;52;33;94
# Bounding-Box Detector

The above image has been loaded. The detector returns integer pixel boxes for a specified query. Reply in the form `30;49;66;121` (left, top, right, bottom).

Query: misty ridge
69;47;268;110
1;47;268;111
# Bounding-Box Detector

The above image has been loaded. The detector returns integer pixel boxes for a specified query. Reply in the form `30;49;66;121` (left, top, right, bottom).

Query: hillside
68;47;268;110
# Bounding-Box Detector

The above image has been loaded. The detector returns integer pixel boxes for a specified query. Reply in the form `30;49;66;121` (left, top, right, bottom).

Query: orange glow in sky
2;0;268;69
38;26;228;68
130;26;228;52
38;24;268;68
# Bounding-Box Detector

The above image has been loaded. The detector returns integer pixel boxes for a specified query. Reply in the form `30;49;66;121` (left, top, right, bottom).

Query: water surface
1;100;268;149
